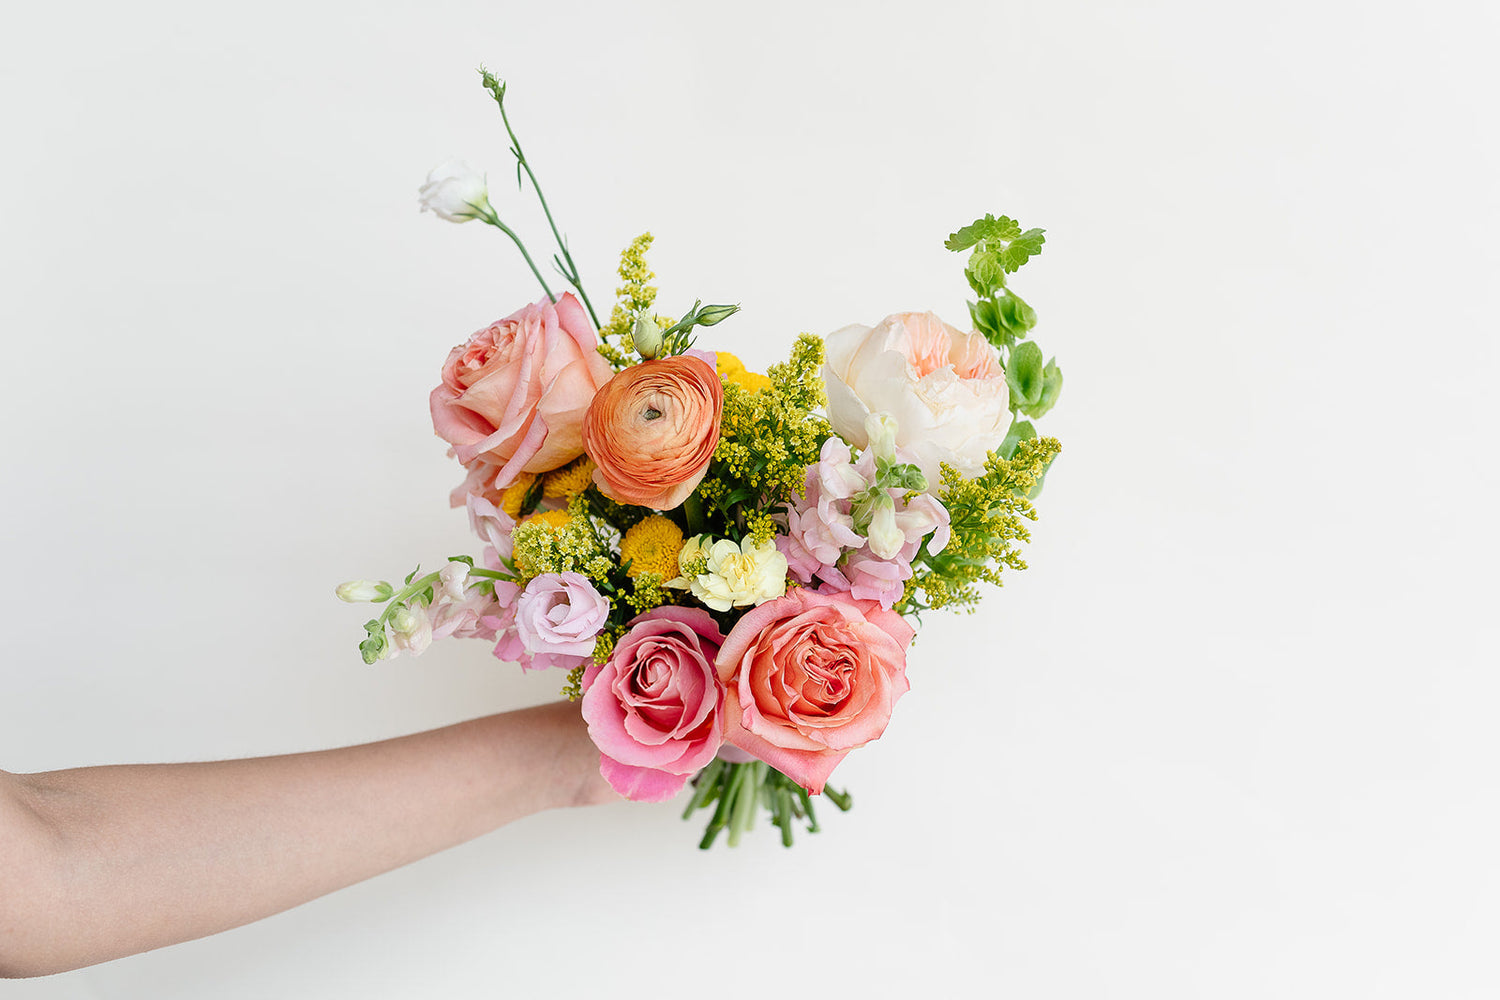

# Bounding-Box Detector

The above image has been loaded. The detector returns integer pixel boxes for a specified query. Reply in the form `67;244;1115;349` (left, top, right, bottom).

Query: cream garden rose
822;311;1010;484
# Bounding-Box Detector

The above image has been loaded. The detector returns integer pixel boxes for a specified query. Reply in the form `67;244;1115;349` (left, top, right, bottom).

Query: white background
2;1;1496;997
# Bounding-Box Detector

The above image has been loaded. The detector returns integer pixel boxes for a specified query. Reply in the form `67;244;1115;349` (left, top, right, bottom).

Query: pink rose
581;607;726;802
492;572;608;672
715;588;915;794
430;292;615;499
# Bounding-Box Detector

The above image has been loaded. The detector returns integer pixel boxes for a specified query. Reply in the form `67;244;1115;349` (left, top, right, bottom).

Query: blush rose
714;587;915;794
822;311;1009;485
581;355;723;510
430;292;614;501
580;606;726;801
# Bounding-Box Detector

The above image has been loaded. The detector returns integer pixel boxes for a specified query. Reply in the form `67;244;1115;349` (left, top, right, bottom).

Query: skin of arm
0;701;616;978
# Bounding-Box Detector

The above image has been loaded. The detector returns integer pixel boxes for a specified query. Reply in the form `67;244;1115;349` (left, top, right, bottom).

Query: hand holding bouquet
340;70;1063;848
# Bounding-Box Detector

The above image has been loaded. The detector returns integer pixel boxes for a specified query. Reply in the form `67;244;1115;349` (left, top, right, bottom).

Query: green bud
693;303;740;327
631;314;664;359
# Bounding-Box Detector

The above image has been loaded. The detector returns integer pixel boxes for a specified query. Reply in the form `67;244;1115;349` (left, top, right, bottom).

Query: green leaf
996;290;1037;338
1019;358;1063;419
999;228;1046;272
998;418;1037;461
965;249;1006;298
945;213;1022;252
1005;341;1046;410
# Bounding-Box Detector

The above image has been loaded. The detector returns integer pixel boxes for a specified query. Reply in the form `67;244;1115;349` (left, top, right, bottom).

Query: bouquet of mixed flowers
339;72;1063;848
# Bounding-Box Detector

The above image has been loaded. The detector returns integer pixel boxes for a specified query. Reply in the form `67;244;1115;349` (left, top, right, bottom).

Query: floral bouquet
339;71;1063;848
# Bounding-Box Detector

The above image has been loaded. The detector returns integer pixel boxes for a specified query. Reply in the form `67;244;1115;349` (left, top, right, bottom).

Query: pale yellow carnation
678;536;788;612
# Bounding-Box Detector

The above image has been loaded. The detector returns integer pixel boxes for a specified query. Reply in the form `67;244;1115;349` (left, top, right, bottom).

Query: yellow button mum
500;472;539;518
716;351;773;394
543;456;596;500
620;515;686;580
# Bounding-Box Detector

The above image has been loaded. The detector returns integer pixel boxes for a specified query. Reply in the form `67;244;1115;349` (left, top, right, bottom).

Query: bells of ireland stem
631;313;664;359
418;159;495;223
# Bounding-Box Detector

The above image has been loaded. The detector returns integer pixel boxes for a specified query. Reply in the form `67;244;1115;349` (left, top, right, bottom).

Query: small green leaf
996;290;1037;337
998;418;1037;460
965;248;1006;298
1005;341;1046;410
999;228;1046;272
1019;358;1063;419
945;213;1022;252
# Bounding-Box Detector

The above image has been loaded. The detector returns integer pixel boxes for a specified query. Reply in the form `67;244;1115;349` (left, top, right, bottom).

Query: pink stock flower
491;572;608;672
715;588;914;794
580;606;726;802
430;293;614;505
777;424;950;610
466;493;517;565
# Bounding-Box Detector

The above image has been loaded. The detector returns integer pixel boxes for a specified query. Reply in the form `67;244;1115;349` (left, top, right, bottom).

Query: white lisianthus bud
631;314;664;359
438;561;469;602
418;159;494;223
336;580;394;603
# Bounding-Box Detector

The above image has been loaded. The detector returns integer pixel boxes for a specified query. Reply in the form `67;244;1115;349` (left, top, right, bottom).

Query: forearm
0;702;609;978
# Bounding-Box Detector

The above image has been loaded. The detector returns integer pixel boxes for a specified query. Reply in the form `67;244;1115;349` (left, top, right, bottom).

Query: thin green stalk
483;214;555;303
488;85;600;327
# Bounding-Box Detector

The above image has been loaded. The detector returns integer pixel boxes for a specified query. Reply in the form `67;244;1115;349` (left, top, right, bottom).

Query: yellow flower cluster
716;351;773;394
510;500;607;584
598;233;659;369
708;334;830;511
907;436;1062;613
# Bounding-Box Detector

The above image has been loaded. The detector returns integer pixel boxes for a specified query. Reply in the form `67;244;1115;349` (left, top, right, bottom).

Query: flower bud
389;606;418;634
336;580;394;603
438;561;469;602
630;314;664;359
418;159;494;223
693;303;740;327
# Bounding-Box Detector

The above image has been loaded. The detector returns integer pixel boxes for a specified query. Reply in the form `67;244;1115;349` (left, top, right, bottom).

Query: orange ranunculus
581;355;723;510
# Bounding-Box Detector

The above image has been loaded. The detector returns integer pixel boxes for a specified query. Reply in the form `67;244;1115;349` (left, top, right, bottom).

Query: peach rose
581;355;723;510
430;292;614;500
714;587;915;794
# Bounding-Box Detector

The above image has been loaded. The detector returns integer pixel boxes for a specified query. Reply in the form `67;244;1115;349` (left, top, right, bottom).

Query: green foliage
706;334;831;534
902;436;1062;613
946;212;1063;420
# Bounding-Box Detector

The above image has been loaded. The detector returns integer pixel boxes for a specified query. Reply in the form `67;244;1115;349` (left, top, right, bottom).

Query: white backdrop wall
2;1;1496;997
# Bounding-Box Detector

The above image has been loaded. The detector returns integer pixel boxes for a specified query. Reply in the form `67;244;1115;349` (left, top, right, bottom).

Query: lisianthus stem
482;213;556;303
489;86;601;328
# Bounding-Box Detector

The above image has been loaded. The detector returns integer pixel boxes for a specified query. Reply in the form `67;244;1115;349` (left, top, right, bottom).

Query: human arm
0;701;614;978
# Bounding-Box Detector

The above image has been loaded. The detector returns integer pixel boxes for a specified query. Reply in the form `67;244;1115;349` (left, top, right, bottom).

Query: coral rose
580;606;726;802
822;311;1009;485
430;292;614;503
581;355;723;510
714;587;915;794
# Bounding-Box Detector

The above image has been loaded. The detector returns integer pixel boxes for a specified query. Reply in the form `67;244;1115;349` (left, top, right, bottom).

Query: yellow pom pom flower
716;351;773;394
499;472;539;518
523;508;573;532
619;515;686;580
543;457;597;500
